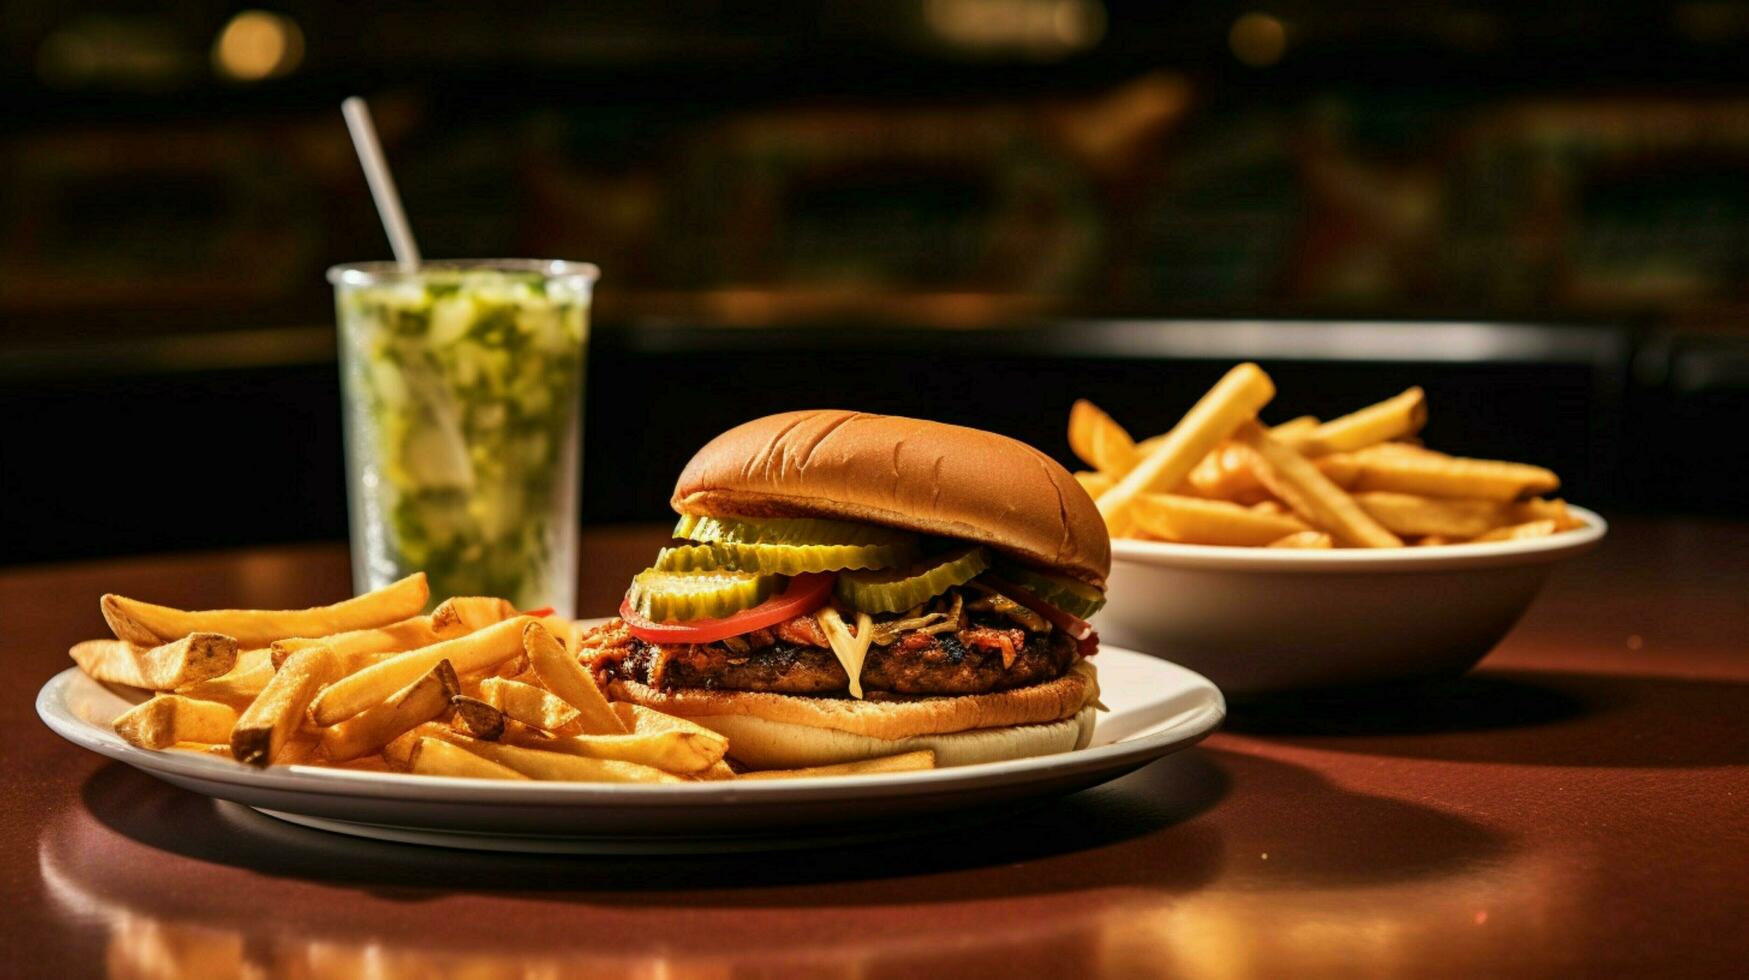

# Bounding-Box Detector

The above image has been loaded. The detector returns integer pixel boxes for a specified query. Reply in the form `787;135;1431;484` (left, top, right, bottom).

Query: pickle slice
835;546;990;615
652;544;730;573
626;569;779;623
656;539;913;574
676;514;916;548
994;562;1106;619
668;514;919;572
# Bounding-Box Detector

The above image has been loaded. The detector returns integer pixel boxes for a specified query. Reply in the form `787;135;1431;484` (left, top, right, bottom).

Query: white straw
341;96;421;270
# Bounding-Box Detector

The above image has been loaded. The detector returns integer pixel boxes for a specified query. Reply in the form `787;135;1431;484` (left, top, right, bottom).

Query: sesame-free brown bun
686;706;1097;771
609;661;1100;769
671;410;1111;587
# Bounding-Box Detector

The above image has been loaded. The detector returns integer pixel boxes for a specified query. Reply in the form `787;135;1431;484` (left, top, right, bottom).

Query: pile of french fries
1073;363;1586;548
72;572;934;782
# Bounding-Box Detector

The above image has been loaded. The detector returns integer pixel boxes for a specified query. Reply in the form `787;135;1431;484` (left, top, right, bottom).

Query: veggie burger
581;410;1109;770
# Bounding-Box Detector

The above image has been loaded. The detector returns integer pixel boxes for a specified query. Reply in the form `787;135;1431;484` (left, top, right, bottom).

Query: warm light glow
1229;12;1287;68
36;30;99;86
212;10;303;81
926;0;1106;57
35;19;190;89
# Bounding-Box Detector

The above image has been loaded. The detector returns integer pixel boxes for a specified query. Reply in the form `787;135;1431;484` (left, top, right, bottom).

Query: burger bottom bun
692;704;1097;770
606;661;1101;770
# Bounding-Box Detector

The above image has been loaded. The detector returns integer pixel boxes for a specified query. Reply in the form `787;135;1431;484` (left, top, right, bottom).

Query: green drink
329;260;598;614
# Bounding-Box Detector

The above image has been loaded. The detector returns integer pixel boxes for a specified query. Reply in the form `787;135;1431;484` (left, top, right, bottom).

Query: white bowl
1097;507;1606;698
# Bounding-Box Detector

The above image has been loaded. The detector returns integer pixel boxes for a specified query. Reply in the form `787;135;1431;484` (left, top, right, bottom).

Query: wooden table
3;519;1745;978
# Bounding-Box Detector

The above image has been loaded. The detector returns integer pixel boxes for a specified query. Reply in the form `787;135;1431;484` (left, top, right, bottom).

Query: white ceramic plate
37;646;1223;853
1099;506;1606;697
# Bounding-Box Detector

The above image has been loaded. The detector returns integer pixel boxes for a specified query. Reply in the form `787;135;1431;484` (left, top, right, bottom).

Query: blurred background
4;0;1748;563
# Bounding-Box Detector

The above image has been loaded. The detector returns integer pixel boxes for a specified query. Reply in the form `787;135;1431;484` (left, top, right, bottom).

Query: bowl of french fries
1071;364;1605;696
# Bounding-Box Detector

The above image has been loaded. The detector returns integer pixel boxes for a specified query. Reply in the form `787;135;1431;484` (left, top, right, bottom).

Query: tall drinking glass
329;260;598;615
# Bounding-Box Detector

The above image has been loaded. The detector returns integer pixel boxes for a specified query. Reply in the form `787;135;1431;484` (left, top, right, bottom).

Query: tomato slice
520;606;556;619
981;575;1100;656
620;572;835;645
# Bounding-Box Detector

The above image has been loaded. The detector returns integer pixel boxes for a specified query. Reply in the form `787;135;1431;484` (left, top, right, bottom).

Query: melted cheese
817;608;874;699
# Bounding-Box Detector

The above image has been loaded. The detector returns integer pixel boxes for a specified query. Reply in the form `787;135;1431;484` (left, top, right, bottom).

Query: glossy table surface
3;519;1746;979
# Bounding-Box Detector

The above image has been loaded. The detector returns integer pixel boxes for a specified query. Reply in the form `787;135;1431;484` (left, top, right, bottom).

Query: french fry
409;738;529;780
69;640;156;689
507;726;728;774
101;573;428;648
689;760;738;781
612;701;732;740
276;734;321;766
69;633;237;690
1096;363;1275;530
488;652;531;681
113;695;239;749
231;649;338;766
1143;415;1312;458
383;721;451;769
1251;500;1288;515
1067;400;1139;476
1267;531;1334;548
1362;440;1441;457
499;718;556;745
425;729;680;783
308;616;530;725
1073;470;1115;498
1233;421;1403;547
536;614;584;656
318;650;397;677
174;648;273;709
1268;415;1321;440
612;705;748;773
1345;446;1560;501
479;676;583;735
1178;414;1321;501
430;596;519;636
319;660;460;762
1130;493;1311;546
270;614;448;669
1187;441;1363;500
1185;442;1254;499
1472;519;1559;542
1511;497;1584;530
1314;452;1363;488
1292;387;1427;456
738;750;937;780
1353;491;1512;539
524;622;626;735
450;695;506;740
1415;535;1456;546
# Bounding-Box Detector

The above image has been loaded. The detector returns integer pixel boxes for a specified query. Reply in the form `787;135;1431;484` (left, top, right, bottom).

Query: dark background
4;1;1748;563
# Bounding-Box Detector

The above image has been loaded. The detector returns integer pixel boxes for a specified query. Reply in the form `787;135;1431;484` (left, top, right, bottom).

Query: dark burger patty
617;630;1077;697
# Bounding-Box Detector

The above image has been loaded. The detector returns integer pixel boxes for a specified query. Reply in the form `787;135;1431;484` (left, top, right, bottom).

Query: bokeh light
212;10;304;81
1229;12;1287;68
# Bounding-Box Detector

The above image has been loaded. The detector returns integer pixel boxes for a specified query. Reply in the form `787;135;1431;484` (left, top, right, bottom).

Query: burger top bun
671;410;1111;588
